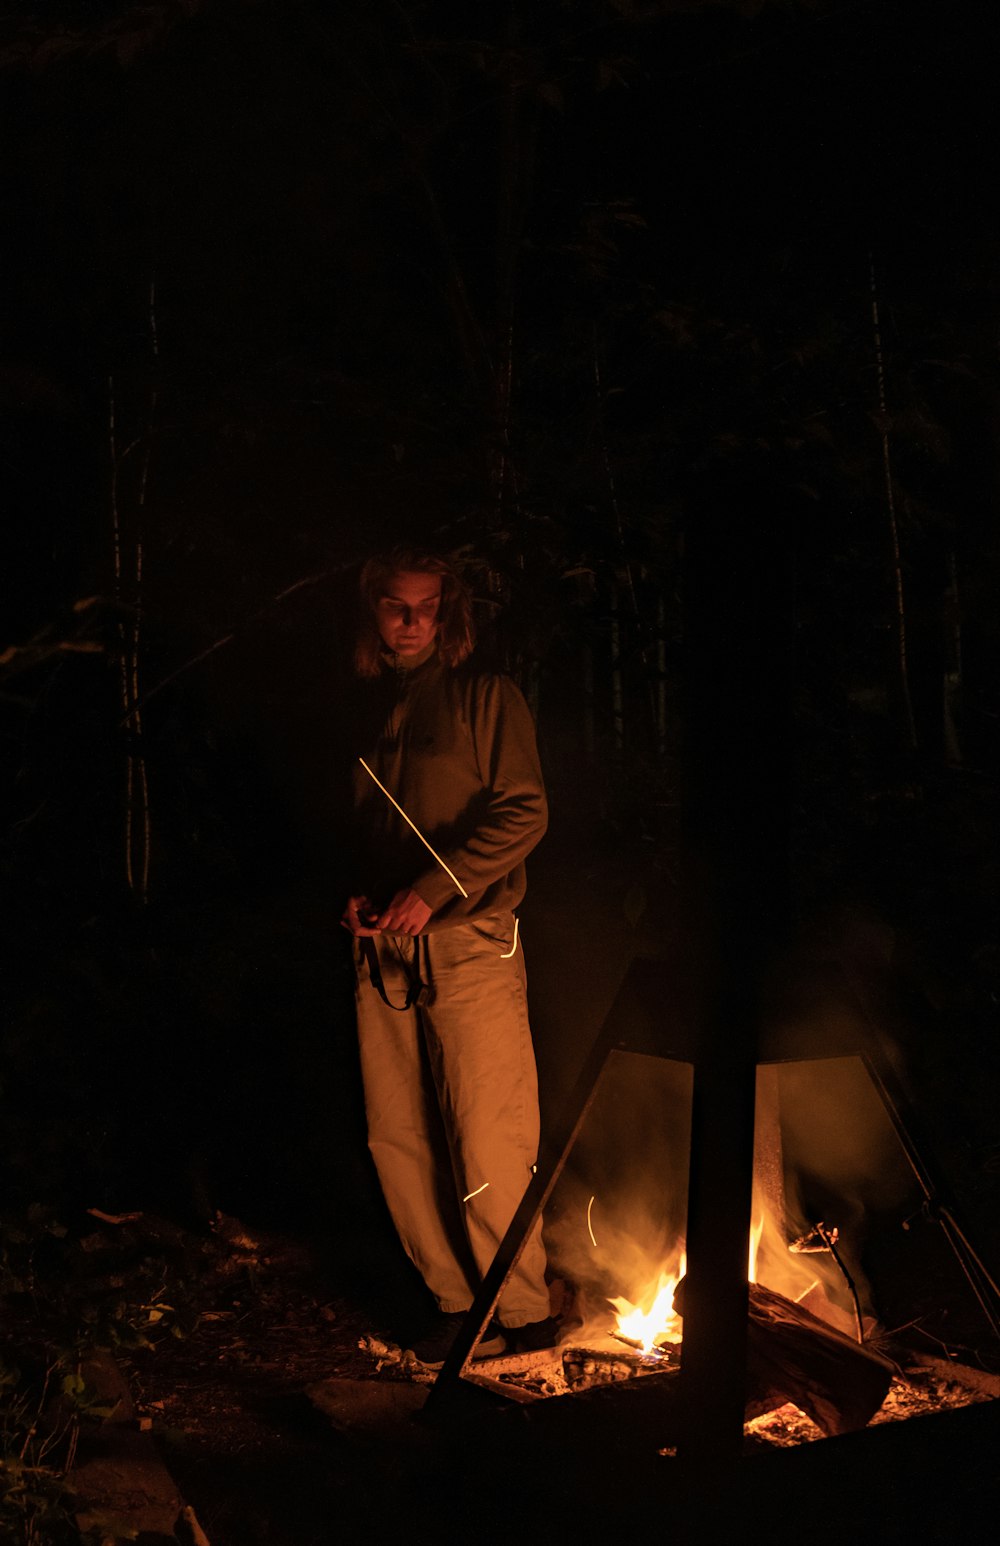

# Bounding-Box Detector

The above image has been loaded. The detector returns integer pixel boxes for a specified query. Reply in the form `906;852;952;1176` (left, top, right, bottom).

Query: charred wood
743;1282;894;1436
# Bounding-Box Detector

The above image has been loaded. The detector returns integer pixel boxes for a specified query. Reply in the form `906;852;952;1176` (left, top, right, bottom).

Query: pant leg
354;933;478;1312
420;914;551;1328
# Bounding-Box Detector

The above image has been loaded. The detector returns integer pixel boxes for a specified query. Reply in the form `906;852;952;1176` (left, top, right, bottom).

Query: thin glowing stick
587;1195;598;1249
463;1181;490;1202
358;757;468;898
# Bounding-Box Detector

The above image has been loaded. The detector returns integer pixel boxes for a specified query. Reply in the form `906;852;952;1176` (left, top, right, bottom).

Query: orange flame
748;1212;764;1283
612;1214;765;1353
610;1252;686;1352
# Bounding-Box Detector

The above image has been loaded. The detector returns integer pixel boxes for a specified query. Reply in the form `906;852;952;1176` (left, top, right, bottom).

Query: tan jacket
351;647;547;928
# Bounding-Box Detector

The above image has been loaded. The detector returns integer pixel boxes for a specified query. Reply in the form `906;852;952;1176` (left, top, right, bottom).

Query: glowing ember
610;1254;686;1352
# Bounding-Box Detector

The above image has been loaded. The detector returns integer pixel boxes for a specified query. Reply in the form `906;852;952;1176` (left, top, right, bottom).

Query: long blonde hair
353;547;475;678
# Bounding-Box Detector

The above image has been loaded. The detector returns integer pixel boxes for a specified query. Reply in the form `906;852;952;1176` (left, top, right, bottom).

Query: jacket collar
379;640;438;675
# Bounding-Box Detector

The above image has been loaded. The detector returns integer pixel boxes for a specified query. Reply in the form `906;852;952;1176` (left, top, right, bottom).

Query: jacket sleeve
410;675;547;911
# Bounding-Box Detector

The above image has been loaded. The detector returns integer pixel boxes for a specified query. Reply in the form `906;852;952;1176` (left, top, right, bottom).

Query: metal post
676;476;793;1469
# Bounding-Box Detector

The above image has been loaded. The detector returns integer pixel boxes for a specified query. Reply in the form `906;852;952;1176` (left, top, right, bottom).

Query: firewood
744;1282;894;1436
562;1341;679;1392
668;1276;894;1435
562;1347;640;1392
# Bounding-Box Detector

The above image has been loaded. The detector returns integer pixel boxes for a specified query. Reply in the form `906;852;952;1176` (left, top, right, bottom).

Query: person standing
341;548;556;1367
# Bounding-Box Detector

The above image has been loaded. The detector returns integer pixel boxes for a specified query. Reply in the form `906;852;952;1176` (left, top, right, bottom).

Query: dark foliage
0;0;997;1268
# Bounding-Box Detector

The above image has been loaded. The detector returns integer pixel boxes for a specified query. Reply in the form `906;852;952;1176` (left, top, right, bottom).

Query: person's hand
374;888;432;936
340;896;381;937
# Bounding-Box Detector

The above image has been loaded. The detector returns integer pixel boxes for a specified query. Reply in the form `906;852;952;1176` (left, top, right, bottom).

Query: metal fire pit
424;954;1000;1464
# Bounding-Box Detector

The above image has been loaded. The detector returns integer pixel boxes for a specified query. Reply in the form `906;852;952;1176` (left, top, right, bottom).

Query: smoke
750;913;923;1319
762;1054;916;1320
777;1056;912;1210
539;1022;918;1336
541;1047;692;1338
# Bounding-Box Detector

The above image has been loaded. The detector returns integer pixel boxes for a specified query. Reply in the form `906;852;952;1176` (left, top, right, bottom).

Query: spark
358;758;468;898
463;1181;490;1202
587;1195;598;1249
500;915;520;958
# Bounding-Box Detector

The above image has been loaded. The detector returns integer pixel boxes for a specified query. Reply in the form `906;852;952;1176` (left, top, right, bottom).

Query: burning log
562;1341;677;1393
743;1282;895;1436
672;1275;894;1435
562;1347;635;1392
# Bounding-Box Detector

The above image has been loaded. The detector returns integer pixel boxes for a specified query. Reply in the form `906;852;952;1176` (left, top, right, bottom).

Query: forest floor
111;1206;1000;1546
125;1225;396;1546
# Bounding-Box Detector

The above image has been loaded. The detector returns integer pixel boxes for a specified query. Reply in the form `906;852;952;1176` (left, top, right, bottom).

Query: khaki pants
354;912;550;1328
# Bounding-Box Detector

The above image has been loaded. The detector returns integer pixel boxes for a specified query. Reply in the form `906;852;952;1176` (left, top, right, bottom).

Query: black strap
360;936;433;1012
